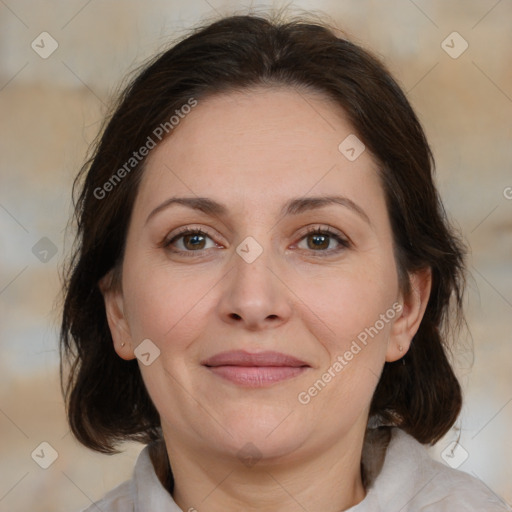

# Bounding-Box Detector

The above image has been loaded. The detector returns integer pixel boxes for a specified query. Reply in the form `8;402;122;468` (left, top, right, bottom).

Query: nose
217;241;293;331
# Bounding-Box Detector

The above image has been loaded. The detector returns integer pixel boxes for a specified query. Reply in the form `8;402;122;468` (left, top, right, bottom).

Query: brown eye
182;232;207;250
164;228;217;254
297;227;350;254
307;232;330;250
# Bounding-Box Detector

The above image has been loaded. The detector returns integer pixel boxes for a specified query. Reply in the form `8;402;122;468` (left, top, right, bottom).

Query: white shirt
80;427;511;511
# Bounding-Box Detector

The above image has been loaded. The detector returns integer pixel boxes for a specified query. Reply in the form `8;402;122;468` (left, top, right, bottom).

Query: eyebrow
145;195;371;226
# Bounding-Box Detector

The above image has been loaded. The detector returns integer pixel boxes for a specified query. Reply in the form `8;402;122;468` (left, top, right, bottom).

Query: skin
101;87;431;512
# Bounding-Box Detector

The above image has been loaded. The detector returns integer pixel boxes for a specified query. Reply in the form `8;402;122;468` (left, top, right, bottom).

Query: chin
212;411;311;464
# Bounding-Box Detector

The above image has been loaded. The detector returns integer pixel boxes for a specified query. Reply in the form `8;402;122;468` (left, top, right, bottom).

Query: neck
160;427;369;512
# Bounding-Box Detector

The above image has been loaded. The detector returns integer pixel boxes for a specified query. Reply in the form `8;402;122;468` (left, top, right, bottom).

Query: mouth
201;350;310;387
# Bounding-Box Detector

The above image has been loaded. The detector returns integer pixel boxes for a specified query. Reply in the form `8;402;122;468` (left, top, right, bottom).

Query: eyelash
161;225;351;258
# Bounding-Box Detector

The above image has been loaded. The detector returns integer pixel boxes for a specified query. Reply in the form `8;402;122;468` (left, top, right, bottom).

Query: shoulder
75;443;180;512
361;427;511;512
79;480;133;512
412;456;510;511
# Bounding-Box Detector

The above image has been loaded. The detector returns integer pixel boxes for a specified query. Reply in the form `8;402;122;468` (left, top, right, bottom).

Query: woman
60;12;510;512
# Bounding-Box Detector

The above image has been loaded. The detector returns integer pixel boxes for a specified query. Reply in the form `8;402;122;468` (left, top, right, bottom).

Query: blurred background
0;0;511;510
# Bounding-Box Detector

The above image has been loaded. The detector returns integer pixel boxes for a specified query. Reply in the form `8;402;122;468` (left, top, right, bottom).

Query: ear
386;267;432;363
99;270;136;361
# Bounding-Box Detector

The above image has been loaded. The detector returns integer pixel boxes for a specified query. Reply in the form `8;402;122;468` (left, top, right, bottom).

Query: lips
201;350;309;368
201;350;310;387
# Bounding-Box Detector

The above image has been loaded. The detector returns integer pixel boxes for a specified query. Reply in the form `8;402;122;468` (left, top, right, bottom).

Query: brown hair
60;12;466;457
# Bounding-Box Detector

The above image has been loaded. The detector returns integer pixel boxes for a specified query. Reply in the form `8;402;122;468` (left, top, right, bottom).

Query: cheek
123;258;192;338
307;264;398;350
123;254;230;361
301;274;396;413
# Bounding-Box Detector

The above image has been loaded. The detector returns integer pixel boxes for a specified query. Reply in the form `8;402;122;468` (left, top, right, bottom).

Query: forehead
135;87;384;218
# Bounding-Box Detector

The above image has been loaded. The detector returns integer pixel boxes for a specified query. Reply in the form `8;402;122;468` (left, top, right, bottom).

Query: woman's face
104;87;423;463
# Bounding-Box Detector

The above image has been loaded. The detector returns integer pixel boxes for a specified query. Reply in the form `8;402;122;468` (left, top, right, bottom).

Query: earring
399;345;406;366
121;342;126;347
